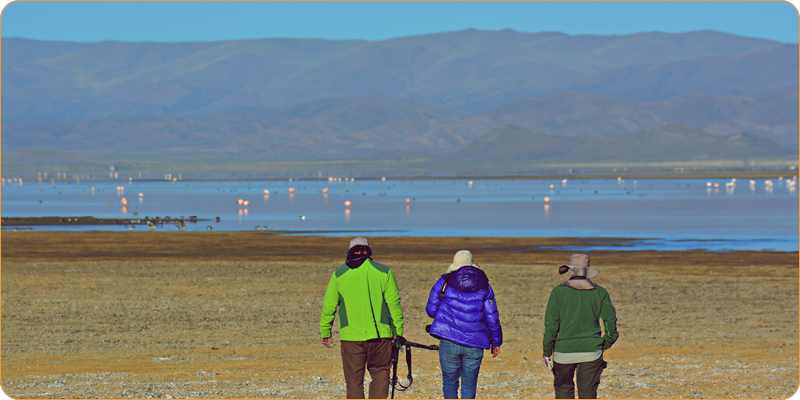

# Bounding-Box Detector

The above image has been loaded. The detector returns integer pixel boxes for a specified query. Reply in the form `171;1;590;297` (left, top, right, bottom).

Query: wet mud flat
1;232;798;399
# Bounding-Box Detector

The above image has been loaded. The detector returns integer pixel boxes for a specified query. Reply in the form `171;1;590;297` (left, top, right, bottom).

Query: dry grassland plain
1;232;798;399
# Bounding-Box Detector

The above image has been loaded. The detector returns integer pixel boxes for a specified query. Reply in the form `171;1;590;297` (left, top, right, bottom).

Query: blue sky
1;1;798;44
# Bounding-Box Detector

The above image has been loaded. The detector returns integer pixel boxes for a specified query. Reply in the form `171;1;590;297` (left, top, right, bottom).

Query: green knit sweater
542;284;618;356
320;259;404;341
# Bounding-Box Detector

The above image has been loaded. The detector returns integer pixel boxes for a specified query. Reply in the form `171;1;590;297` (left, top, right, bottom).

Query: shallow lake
3;176;798;252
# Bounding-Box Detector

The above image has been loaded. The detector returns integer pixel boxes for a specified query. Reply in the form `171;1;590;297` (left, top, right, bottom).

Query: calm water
3;177;798;252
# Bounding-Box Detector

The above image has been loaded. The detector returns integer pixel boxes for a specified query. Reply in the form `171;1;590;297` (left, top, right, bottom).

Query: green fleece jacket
320;258;404;341
542;284;618;356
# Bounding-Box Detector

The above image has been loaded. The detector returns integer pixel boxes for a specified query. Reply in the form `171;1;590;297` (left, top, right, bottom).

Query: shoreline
2;230;797;254
3;231;797;264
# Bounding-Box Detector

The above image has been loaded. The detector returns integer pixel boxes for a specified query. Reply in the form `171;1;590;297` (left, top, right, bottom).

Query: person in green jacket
542;253;619;399
320;237;405;399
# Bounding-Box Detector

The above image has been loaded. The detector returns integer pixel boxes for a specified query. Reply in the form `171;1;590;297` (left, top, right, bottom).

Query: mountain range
2;29;797;165
447;123;795;163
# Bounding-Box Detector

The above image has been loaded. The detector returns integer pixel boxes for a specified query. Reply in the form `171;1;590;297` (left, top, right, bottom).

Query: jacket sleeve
542;288;560;356
600;289;619;350
385;269;404;336
483;284;503;347
425;278;445;318
319;272;339;338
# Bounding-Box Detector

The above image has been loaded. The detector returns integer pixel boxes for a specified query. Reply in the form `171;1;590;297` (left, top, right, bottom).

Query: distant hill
477;91;662;138
368;150;436;162
4;90;797;162
566;44;798;101
643;89;799;147
2;30;797;164
3;147;108;166
1;95;476;160
448;124;796;163
471;89;797;146
3;30;794;124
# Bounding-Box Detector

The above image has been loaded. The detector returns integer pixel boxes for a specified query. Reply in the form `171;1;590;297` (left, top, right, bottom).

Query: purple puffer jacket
425;266;503;349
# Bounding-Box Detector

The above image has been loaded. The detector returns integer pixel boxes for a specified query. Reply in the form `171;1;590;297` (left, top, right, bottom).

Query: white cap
349;237;369;249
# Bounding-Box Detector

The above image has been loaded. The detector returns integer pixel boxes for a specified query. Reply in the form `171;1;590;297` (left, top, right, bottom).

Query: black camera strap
439;272;455;300
390;339;439;399
390;344;412;396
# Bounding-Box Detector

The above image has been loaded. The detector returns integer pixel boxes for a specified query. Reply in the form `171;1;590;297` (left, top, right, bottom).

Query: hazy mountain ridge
2;95;478;159
3;89;797;161
565;43;797;100
448;124;795;163
475;89;797;144
3;30;794;123
2;30;797;164
3;146;109;166
9;120;790;166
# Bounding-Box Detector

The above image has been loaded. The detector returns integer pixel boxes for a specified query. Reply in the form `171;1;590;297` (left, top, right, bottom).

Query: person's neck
346;254;370;269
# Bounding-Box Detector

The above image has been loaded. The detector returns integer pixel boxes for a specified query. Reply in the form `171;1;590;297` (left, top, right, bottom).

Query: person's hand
321;337;333;347
543;354;552;369
392;335;406;346
492;345;500;358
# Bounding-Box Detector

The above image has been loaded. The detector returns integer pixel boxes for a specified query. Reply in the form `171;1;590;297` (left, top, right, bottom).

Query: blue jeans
438;339;484;399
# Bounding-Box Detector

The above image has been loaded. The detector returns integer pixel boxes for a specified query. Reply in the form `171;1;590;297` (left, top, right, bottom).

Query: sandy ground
1;232;798;399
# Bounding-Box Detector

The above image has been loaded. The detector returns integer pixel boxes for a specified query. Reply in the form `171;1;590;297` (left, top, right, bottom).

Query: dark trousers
552;357;606;399
340;338;393;399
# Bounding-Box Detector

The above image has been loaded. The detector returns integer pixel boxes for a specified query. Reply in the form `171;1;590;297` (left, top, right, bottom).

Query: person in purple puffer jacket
426;250;503;399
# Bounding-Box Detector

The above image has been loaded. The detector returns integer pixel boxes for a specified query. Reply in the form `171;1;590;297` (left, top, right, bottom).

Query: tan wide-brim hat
558;253;599;279
446;250;480;273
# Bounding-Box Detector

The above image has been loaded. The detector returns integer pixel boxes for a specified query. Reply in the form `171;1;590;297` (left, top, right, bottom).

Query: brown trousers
340;338;393;399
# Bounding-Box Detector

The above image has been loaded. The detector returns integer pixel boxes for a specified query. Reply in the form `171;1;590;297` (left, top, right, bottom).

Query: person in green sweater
542;253;619;399
320;237;405;399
